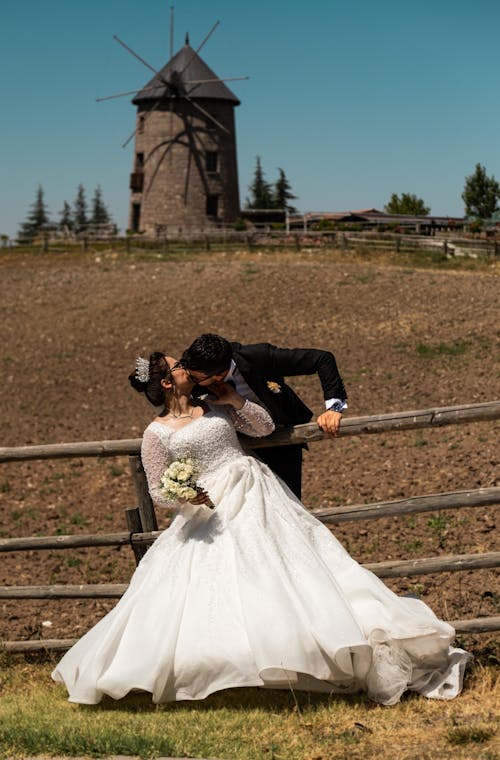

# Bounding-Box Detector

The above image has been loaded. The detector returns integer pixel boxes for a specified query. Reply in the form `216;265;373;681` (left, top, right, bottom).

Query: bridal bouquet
160;458;200;502
160;458;216;510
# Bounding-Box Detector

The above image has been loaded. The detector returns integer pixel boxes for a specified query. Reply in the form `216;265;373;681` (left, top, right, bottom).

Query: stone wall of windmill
128;100;239;236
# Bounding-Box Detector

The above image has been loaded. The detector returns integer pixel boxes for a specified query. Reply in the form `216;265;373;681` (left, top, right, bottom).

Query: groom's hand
316;409;342;437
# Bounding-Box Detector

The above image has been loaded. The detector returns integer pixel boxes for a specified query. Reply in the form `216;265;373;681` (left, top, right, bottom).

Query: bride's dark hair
129;352;172;407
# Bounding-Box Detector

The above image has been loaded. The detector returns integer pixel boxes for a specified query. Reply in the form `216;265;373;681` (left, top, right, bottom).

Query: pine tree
90;185;112;226
462;163;500;219
18;185;50;241
59;201;73;232
273;168;297;213
73;184;88;232
384;193;430;216
245;156;273;209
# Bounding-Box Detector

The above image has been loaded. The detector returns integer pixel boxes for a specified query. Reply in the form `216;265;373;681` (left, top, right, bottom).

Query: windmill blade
170;4;174;59
113;34;158;75
186;96;230;135
185;76;250;84
186;75;249;99
96;84;166;102
178;20;220;77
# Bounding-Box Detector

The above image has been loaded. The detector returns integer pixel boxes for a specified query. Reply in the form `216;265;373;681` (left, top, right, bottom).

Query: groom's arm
249;343;347;402
245;342;347;437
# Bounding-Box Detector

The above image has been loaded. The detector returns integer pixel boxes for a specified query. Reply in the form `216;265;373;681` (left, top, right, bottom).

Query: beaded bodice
141;401;274;508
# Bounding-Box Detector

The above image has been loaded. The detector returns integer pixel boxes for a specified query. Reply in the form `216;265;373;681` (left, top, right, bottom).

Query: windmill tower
128;33;241;236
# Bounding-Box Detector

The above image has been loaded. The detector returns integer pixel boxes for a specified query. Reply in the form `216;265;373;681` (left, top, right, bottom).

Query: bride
52;352;471;706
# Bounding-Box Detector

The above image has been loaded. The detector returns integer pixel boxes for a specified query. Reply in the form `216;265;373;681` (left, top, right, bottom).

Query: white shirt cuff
325;398;348;412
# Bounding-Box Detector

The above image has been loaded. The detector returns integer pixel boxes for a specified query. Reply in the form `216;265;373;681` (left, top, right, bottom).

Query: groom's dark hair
182;333;233;373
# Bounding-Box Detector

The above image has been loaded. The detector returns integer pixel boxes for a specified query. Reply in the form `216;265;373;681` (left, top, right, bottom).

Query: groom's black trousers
253;444;303;500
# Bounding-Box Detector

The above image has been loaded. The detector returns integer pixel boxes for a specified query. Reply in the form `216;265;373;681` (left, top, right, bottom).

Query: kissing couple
52;334;471;706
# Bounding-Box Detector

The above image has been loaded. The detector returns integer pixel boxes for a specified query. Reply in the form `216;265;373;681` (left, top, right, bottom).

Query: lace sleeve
140;425;179;509
226;400;275;437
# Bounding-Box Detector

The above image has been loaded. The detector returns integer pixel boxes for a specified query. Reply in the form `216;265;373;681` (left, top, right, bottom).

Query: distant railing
6;230;500;257
1;400;499;652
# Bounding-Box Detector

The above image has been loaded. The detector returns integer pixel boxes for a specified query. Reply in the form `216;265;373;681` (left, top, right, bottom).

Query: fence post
124;507;148;564
128;455;158;532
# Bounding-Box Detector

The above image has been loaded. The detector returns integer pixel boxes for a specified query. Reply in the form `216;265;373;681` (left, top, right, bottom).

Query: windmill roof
132;42;240;105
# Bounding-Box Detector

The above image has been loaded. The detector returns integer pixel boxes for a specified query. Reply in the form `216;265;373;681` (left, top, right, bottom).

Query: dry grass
0;656;498;760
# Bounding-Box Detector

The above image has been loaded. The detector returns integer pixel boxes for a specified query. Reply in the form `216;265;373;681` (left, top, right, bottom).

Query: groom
180;334;347;498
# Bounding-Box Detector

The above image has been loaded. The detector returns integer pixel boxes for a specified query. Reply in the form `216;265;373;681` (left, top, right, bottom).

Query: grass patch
0;658;498;759
416;340;469;358
447;723;495;745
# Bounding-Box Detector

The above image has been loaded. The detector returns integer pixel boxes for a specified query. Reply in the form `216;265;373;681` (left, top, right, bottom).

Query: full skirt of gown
52;410;471;705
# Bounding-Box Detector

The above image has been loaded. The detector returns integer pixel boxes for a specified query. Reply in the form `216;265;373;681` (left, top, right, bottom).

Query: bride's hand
206;382;245;410
182;489;214;508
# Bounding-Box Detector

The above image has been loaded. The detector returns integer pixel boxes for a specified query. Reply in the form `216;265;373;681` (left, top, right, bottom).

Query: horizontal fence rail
310;486;500;524
3;615;499;654
1;401;499;462
2;552;499;600
11;230;500;259
1;399;498;651
1;487;498;554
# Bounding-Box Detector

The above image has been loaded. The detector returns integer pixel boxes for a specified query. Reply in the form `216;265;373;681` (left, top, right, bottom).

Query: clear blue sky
2;0;500;237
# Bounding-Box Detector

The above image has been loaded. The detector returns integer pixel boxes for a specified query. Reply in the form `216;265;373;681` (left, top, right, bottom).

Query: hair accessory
135;357;150;383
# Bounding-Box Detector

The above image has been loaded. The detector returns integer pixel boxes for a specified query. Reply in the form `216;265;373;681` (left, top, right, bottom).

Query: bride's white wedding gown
52;401;471;706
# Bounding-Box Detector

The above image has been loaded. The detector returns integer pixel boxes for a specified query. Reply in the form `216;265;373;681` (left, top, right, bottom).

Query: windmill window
138;115;145;133
205;151;218;173
206;195;219;218
131;203;141;232
135;153;144;170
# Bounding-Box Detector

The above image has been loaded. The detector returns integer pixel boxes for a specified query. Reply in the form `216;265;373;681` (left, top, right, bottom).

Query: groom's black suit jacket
194;341;347;497
230;342;347;428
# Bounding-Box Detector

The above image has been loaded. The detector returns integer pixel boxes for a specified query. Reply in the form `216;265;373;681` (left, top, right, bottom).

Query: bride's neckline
154;401;211;432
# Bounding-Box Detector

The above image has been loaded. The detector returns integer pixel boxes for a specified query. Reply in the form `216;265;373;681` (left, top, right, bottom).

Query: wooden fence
9;229;500;258
1;400;499;653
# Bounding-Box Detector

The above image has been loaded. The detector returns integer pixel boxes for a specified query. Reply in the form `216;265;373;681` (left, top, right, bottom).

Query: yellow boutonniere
266;381;282;394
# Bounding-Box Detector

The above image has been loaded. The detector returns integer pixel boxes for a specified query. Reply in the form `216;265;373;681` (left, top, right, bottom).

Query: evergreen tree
462;163;500;219
59;201;73;232
18;185;50;240
90;185;112;225
73;184;88;231
384;193;430;216
245;156;273;209
273;168;297;213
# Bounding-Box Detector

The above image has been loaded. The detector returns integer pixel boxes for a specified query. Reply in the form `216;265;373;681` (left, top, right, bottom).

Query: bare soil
0;246;498;657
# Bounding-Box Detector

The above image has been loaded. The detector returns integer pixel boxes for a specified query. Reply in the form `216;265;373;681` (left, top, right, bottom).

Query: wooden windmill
100;19;245;236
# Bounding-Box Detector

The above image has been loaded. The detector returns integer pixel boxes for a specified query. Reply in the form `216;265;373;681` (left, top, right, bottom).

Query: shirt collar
223;359;237;382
